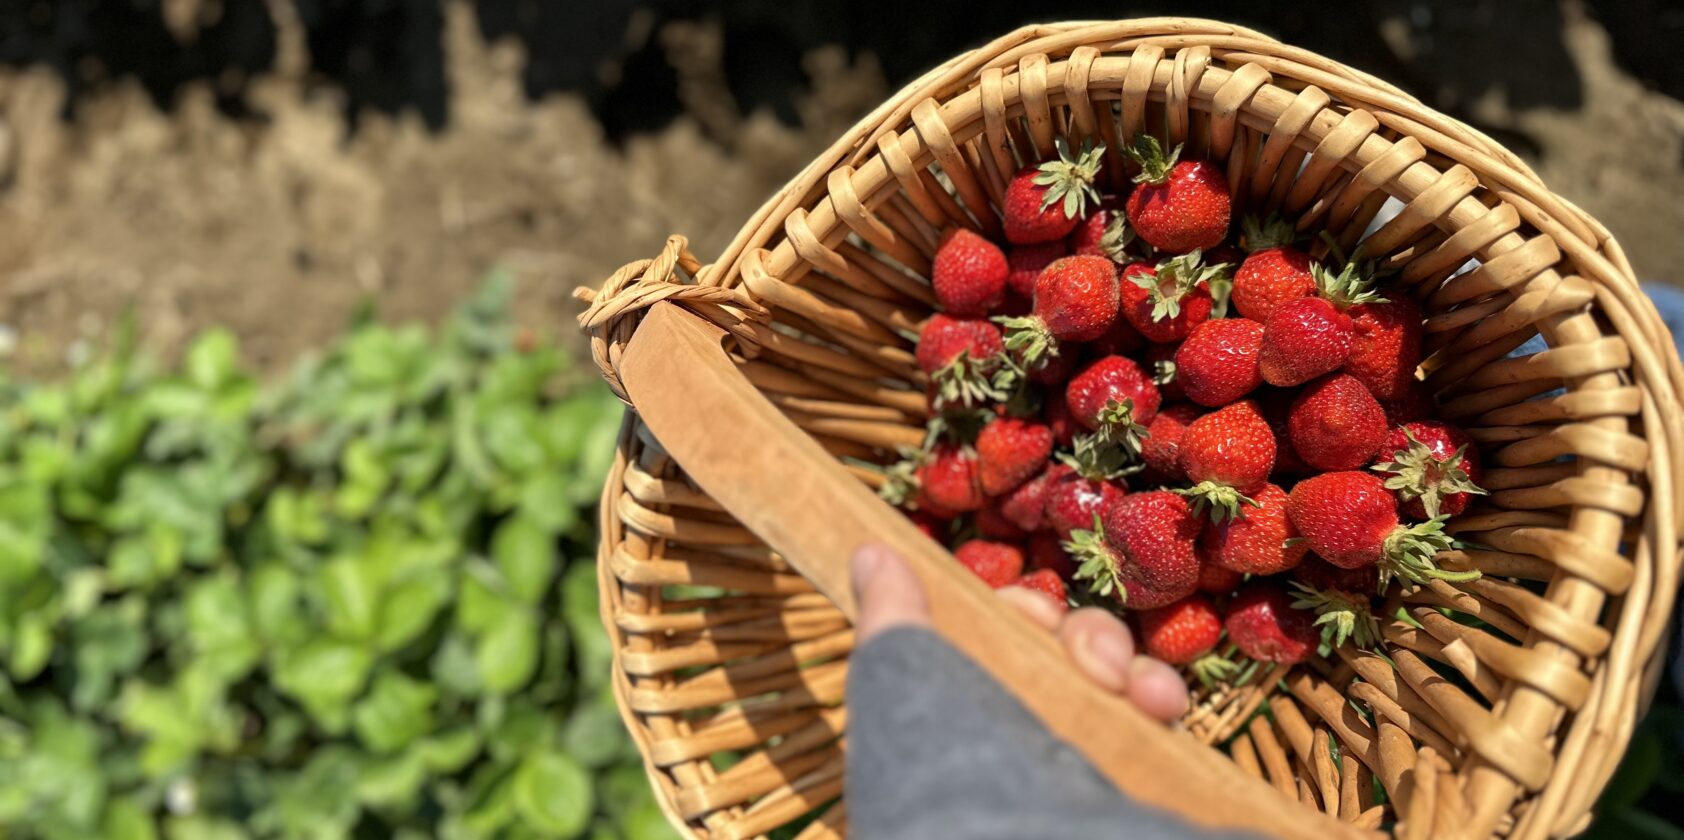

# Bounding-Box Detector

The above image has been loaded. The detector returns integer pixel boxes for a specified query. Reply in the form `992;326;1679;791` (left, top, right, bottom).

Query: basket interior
593;20;1678;840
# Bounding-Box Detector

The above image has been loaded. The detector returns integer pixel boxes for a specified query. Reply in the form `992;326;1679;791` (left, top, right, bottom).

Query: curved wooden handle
619;302;1363;839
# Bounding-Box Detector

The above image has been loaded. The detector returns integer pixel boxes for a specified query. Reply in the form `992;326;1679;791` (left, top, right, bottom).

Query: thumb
851;543;930;642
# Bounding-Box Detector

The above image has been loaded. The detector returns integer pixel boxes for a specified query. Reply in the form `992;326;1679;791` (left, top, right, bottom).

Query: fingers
1126;657;1192;723
994;586;1064;632
851;543;930;642
1057;607;1137;695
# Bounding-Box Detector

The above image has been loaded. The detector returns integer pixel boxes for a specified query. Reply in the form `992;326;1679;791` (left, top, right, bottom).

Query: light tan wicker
576;18;1684;840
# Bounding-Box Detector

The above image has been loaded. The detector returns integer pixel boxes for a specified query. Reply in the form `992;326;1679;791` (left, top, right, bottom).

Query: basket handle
616;301;1365;839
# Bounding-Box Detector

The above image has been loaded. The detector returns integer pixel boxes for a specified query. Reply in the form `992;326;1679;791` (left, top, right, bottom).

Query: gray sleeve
845;626;1249;840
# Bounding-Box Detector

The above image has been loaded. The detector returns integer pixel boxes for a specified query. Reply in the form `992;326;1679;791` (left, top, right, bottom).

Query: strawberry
1288;373;1387;471
1026;346;1079;386
1086;316;1145;358
1042;392;1079;447
1090;491;1202;609
1138;594;1223;664
1042;463;1128;539
880;444;985;515
1145;342;1185;402
1258;260;1386;387
1380;380;1434;426
1121;135;1231;254
1068;201;1133;262
1006;242;1067;299
1232;215;1314;321
997;465;1055;532
1013;568;1070;614
909;511;949;542
1119;253;1221;343
1002;140;1106;244
1197;562;1243;595
976;417;1054;496
1141;403;1201;484
998;255;1120;367
916;314;1007;409
1291;556;1382;649
1224;581;1320;665
1375;420;1486;519
932;228;1008;316
1287;471;1478;586
1257;388;1311;478
1344;295;1423;401
1065;355;1161;447
976;503;1026;540
1028;530;1076;580
1175;317;1264;407
954;539;1025;588
1177;400;1276;521
1200;482;1306;575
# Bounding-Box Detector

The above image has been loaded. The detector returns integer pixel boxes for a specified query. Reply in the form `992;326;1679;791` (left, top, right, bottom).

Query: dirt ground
0;1;1678;376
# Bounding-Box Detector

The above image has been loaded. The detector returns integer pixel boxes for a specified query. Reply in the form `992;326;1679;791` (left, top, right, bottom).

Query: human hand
851;542;1190;722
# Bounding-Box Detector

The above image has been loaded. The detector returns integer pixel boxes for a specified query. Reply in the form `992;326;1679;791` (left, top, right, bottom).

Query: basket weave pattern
580;19;1684;840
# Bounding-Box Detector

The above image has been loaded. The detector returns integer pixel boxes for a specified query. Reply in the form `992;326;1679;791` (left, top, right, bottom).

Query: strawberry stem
1241;213;1300;252
930;353;1007;411
1310;259;1388;310
1174;480;1258;524
1057;432;1139;482
1032;138;1106;219
1189;651;1241;689
1065;518;1127;604
1379;516;1477;588
1135;250;1230;322
1098;213;1135;263
1122;134;1183;186
1290;582;1381;649
875;447;926;507
1374;429;1487;519
995;315;1057;370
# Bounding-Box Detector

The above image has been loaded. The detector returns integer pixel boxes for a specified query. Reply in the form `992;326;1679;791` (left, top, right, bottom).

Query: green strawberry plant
0;273;675;839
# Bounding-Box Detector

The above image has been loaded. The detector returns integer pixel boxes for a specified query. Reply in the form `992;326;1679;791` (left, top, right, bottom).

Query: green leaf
477;610;540;695
418;727;482;774
355;747;429;808
514;751;593;838
351;671;437;754
319;557;380;641
103;797;159;840
9;614;52;681
494;515;555;603
376;570;452;653
272;639;372;730
563;698;631;768
518;471;578;534
186;329;239;391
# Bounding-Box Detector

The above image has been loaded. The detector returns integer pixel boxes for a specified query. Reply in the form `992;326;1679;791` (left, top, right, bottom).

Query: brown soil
0;1;1677;376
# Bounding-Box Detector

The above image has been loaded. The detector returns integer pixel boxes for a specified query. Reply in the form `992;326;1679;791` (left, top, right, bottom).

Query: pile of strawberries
886;137;1487;680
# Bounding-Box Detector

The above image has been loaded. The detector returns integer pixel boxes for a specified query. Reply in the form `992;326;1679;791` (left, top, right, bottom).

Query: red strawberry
1042;463;1128;539
1257;388;1311;478
1141;403;1202;484
1028;530;1076;580
1175;317;1264;407
1012;568;1070;614
1224;581;1320;664
1380;380;1434;426
1344;295;1423;401
1138;595;1223;664
1092;491;1202;609
997;465;1054;532
1006;242;1067;299
1002;141;1105;244
903;444;986;514
1375;420;1486;519
1068;201;1133;262
976;503;1026;540
1258;260;1385;387
1043;392;1079;447
1026;347;1079;386
1287;471;1477;586
932;228;1008;316
1177;400;1276;521
1065;355;1162;446
908;511;949;542
1197;562;1243;595
1232;215;1314;321
1086;316;1145;357
1290;556;1383;649
976;417;1054;496
1121;135;1231;254
998;255;1120;367
954;539;1025;588
1288;373;1387;471
1145;342;1185;403
1200;482;1305;575
916;314;1006;410
1119;254;1220;343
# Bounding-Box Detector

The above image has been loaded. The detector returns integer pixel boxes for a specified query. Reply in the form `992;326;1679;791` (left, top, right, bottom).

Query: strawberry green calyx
930;353;1007;411
1151;358;1177;388
1310;259;1388;310
876;448;925;507
1098;214;1136;263
1174;480;1259;524
1033;138;1106;219
1095;398;1148;454
1057;431;1137;482
1380;516;1478;588
1240;213;1299;252
1290;582;1381;649
1189;651;1241;689
995;315;1058;370
1133;250;1230;322
1374;429;1487;519
1066;520;1126;603
1123;134;1182;186
921;407;991;449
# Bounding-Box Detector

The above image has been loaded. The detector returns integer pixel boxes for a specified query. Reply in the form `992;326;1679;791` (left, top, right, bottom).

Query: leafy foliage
0;275;673;839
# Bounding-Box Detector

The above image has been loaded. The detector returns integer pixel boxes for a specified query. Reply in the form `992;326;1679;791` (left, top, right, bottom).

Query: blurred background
0;1;1678;838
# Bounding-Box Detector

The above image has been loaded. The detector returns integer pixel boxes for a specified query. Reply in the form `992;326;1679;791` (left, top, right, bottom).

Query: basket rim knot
574;234;769;403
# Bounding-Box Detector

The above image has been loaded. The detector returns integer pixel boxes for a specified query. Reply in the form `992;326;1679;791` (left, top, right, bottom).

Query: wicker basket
576;18;1684;840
